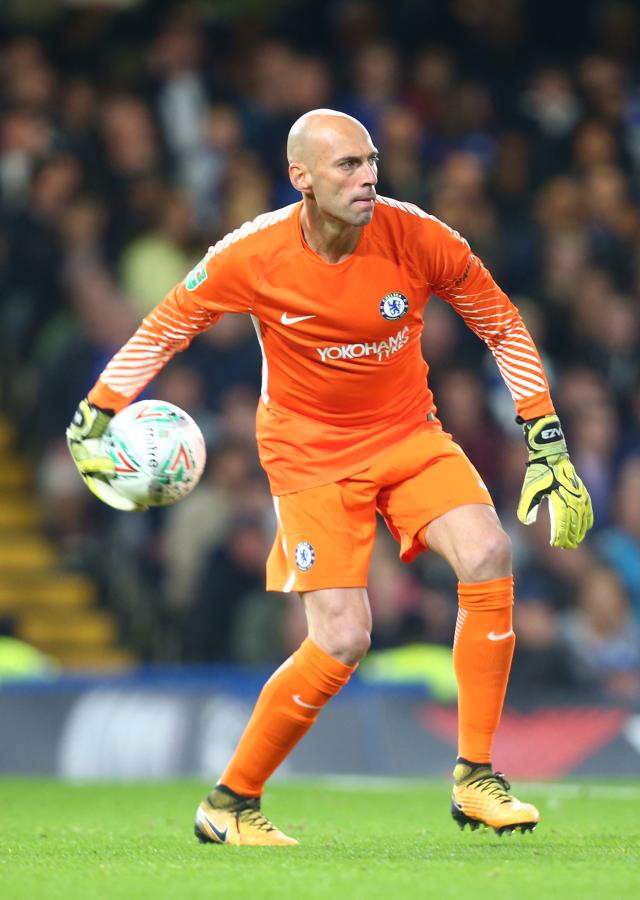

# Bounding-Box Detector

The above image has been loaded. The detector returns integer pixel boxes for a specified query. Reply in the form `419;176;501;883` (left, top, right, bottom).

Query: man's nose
362;162;377;184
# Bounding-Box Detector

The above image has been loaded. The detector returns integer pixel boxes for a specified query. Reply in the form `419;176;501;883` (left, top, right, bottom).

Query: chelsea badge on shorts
295;541;315;571
379;292;409;320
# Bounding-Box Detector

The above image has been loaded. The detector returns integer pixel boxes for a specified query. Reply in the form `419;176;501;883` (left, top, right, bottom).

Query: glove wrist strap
69;399;114;440
519;414;568;461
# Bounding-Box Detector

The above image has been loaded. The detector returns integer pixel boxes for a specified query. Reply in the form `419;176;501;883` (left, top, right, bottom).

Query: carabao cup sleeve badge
185;256;208;291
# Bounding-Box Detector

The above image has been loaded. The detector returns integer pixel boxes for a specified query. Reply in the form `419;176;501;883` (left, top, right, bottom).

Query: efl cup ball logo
295;541;315;571
379;292;409;320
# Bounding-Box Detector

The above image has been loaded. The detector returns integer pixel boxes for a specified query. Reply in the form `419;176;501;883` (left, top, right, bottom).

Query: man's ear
289;162;311;194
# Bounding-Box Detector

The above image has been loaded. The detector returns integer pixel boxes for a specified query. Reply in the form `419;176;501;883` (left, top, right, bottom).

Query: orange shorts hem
266;426;493;593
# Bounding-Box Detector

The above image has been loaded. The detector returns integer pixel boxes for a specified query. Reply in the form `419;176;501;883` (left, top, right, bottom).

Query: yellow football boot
451;763;540;835
194;786;298;847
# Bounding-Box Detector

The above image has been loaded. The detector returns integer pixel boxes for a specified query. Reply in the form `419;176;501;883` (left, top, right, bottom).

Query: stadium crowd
1;0;639;702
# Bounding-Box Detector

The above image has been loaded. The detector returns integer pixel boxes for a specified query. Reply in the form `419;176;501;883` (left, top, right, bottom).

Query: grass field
1;778;638;900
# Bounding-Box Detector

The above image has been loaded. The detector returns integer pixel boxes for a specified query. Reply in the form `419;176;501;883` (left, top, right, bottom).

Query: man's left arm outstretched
428;219;593;548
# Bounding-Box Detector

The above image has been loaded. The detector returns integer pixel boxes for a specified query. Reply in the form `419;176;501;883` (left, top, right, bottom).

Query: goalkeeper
67;108;592;845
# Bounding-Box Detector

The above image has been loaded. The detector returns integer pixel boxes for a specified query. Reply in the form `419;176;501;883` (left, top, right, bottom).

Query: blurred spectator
1;36;57;112
430;150;501;271
405;46;457;133
376;104;425;205
432;367;504;494
119;185;197;316
520;67;581;144
37;439;100;566
240;40;301;185
342;41;401;135
162;436;269;616
596;456;640;620
183;103;246;230
490;129;533;224
98;94;170;249
182;512;276;663
560;562;640;701
147;13;211;168
220;149;273;232
4;152;83;356
513;512;594;611
578;56;628;125
509;598;583;693
190;316;262;410
572;119;623;174
566;400;619;526
367;532;441;649
0;108;52;208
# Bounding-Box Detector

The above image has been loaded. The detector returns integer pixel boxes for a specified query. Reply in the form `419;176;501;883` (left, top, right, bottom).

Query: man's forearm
89;288;220;411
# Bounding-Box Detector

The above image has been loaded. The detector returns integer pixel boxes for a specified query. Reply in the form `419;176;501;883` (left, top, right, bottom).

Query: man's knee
303;587;372;665
321;624;371;665
458;527;512;583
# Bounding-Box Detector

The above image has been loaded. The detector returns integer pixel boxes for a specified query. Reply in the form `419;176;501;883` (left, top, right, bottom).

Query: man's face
299;120;379;226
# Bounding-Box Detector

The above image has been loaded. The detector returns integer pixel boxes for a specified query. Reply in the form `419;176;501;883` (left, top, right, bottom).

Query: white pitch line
517;782;640;801
280;775;640;800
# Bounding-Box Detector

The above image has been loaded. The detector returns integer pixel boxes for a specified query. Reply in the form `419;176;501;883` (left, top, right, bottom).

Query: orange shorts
266;425;493;593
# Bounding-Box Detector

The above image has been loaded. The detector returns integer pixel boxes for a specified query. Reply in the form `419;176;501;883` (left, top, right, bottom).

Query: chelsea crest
379;292;409;320
295;541;315;571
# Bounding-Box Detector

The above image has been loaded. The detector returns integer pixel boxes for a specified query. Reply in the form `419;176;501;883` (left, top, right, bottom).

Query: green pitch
1;779;638;900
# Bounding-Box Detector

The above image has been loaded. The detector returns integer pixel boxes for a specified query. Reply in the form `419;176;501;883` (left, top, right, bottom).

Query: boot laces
467;771;514;805
238;808;276;832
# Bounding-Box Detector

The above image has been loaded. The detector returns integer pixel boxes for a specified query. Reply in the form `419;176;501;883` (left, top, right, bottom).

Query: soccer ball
102;400;206;507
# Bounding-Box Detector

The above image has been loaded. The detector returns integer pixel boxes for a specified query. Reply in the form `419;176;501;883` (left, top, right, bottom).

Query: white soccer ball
102;400;206;507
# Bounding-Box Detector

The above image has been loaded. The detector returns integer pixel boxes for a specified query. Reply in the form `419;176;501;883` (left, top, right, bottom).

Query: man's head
287;109;378;227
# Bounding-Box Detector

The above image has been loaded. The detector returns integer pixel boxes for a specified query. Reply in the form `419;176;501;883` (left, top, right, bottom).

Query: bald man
67;109;592;845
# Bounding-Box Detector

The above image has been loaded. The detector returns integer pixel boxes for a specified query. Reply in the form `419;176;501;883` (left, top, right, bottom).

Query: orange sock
453;575;515;764
219;637;355;797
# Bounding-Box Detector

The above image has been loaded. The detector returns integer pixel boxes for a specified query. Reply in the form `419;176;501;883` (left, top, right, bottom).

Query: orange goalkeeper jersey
89;197;554;495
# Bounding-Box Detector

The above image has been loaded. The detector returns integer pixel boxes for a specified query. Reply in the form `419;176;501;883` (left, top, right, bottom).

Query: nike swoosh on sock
292;694;323;709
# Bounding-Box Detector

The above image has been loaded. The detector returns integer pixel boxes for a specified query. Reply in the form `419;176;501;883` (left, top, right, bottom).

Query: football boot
195;786;298;847
452;763;539;835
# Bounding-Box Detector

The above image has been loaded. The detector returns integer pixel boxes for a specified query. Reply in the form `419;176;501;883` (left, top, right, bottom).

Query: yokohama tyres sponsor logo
316;325;410;363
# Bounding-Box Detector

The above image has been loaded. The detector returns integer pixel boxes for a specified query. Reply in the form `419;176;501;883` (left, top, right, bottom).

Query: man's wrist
68;399;114;441
518;414;567;461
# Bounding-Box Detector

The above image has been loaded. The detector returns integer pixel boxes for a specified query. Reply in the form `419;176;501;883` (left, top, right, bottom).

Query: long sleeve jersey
89;197;554;495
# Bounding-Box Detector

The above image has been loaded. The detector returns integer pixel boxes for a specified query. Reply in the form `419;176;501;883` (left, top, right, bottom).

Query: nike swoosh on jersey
292;694;322;709
280;313;317;325
487;629;514;641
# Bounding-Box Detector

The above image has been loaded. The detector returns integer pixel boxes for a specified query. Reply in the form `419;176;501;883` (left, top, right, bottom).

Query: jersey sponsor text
316;325;410;363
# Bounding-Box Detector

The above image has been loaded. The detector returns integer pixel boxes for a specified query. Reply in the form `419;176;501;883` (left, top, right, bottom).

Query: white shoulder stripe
375;196;469;246
205;203;298;260
376;195;429;219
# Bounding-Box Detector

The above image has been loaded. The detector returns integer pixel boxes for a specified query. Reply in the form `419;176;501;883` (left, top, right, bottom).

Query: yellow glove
517;414;594;549
66;399;142;512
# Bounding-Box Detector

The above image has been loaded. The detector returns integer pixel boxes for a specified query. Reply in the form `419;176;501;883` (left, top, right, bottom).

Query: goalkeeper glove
517;414;594;549
66;399;142;512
